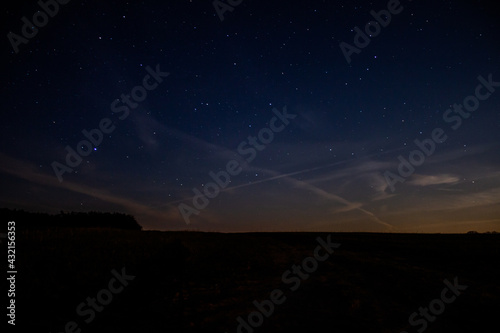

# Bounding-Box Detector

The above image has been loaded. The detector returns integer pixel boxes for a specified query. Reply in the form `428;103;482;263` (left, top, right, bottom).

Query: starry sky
1;0;499;232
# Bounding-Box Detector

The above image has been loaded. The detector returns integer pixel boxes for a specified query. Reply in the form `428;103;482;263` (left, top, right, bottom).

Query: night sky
2;0;499;232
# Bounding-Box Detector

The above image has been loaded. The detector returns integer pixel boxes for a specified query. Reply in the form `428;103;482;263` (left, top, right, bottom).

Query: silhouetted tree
0;208;142;230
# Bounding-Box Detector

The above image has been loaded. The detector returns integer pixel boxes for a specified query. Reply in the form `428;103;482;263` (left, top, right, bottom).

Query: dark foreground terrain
9;229;500;332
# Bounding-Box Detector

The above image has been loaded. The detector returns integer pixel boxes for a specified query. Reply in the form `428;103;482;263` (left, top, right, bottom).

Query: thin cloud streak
408;174;460;186
0;152;180;225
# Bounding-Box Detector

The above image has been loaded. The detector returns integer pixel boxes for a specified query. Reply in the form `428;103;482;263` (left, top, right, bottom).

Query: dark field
12;229;500;332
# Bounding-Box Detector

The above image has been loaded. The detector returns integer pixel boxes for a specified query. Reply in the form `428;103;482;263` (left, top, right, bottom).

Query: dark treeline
0;208;142;230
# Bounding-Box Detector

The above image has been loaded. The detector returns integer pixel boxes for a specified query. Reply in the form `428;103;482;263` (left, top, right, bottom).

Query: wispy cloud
228;163;394;230
0;152;181;227
408;174;460;186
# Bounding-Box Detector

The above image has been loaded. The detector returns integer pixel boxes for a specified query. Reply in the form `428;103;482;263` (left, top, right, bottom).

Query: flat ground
14;229;500;332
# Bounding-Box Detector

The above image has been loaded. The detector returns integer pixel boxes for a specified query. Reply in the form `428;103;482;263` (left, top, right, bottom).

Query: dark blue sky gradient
1;0;499;232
